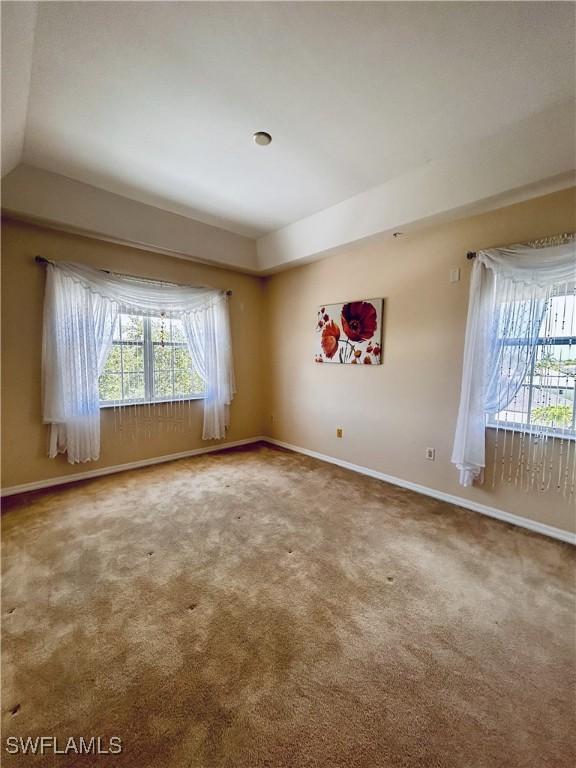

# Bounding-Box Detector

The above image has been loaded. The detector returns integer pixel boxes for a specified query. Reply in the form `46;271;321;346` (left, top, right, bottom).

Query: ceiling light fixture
253;131;272;146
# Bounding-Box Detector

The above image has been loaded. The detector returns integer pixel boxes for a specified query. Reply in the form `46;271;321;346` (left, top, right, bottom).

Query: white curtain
181;299;235;441
451;240;576;488
42;261;235;463
43;265;118;462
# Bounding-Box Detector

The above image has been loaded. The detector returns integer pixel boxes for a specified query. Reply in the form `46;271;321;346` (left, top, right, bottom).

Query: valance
42;261;235;463
476;242;576;287
52;261;223;315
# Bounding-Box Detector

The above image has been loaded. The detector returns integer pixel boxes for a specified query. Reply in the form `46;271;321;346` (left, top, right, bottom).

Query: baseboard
263;438;576;545
0;437;267;497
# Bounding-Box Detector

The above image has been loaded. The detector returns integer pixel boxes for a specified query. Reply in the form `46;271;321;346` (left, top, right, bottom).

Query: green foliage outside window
98;314;204;403
531;404;573;427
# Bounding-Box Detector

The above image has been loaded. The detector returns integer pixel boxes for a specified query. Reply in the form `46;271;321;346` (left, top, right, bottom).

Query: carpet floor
1;443;575;767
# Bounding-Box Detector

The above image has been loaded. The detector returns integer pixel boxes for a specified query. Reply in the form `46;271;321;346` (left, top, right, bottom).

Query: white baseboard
263;438;576;545
0;437;266;497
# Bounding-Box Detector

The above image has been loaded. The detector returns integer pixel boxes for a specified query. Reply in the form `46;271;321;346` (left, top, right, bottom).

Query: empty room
1;1;575;766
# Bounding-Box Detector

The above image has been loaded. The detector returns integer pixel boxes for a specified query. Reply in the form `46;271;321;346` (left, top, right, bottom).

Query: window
99;313;204;406
489;289;576;436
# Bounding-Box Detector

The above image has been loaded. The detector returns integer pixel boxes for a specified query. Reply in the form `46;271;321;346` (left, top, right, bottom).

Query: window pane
491;285;576;433
103;345;122;373
99;373;122;402
101;313;204;406
124;373;145;401
121;314;144;342
154;371;173;399
153;344;172;370
531;343;575;429
174;370;192;395
122;345;144;372
173;346;191;371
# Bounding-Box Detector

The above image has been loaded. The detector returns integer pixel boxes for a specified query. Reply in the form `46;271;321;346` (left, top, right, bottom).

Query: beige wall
2;190;576;535
264;188;576;535
1;219;266;487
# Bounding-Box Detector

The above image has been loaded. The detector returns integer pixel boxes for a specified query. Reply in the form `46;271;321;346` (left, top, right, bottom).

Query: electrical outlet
426;447;435;461
336;428;343;438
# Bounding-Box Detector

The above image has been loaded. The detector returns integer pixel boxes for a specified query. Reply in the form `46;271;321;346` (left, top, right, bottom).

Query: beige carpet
2;443;575;767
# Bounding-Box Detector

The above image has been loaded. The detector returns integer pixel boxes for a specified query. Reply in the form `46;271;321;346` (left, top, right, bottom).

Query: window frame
487;332;576;439
99;313;204;408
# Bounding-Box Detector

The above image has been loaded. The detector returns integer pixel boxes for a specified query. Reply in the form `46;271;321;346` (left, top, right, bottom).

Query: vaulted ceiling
2;1;575;272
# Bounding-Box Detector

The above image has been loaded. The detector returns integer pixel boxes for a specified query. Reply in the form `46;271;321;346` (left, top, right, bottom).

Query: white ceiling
12;1;576;240
1;2;575;272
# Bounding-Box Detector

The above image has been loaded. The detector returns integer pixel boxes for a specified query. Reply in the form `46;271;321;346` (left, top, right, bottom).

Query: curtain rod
466;232;576;261
34;256;232;296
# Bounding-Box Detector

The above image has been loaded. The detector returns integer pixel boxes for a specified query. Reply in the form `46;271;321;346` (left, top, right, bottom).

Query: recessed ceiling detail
8;2;574;239
1;1;575;273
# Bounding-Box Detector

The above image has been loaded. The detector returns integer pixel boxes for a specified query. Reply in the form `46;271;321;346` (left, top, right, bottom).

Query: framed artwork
314;299;383;364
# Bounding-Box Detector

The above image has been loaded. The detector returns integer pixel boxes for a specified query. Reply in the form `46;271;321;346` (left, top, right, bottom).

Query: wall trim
264;438;576;545
0;437;266;497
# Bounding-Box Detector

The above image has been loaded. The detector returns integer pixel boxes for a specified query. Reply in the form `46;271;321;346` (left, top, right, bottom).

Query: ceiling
2;1;575;271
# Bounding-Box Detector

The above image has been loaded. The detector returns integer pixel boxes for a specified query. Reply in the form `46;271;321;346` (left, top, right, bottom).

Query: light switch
450;268;461;283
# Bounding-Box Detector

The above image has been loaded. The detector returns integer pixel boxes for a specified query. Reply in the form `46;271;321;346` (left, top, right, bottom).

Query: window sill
487;424;576;441
100;395;205;409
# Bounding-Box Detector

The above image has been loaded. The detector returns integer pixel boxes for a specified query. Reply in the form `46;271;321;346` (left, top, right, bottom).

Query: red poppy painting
314;299;383;364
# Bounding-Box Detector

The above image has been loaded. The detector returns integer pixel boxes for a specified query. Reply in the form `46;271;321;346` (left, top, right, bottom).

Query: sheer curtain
43;264;118;462
42;261;235;463
181;298;235;440
451;239;576;490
